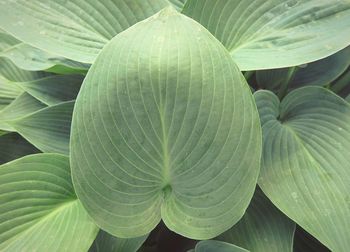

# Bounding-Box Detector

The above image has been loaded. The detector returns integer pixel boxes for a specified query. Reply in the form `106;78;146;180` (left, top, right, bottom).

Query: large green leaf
0;92;46;131
217;189;295;252
0;132;39;164
0;0;173;63
71;8;261;239
256;47;350;92
183;0;350;70
0;31;88;72
255;87;350;251
193;240;249;252
5;101;74;155
169;0;187;10
0;153;98;251
16;74;84;106
89;231;147;252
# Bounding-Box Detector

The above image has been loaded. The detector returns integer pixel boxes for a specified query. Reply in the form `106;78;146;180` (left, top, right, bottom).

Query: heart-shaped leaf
71;8;261;239
183;0;350;70
0;0;173;63
255;87;350;251
0;153;98;251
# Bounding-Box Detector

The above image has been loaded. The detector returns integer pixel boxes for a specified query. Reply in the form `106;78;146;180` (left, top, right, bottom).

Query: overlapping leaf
0;32;88;73
89;231;147;252
5;101;74;154
193;240;249;252
16;74;84;105
0;0;173;63
0;154;98;251
183;0;350;70
71;8;261;239
255;87;350;251
217;189;295;252
257;47;350;92
0;92;46;131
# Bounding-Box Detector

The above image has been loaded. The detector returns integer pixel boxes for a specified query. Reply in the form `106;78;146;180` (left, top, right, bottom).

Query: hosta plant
0;0;350;251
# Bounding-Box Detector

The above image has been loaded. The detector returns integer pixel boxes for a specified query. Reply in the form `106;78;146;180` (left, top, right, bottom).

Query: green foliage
0;1;349;251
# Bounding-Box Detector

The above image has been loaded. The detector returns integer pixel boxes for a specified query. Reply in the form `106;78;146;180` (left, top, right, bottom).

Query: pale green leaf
194;240;249;252
217;189;295;252
89;231;147;252
0;31;89;72
6;101;74;155
183;0;350;70
255;87;350;251
0;132;39;164
0;58;47;82
71;8;261;239
0;92;46;131
0;153;99;252
16;74;84;106
0;0;173;63
346;94;350;102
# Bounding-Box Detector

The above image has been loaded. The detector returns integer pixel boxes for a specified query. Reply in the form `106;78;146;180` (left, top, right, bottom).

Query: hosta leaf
0;132;39;164
0;76;22;110
71;8;261;239
217;189;295;252
0;58;47;82
89;231;147;252
256;47;350;92
0;92;46;131
346;94;350;102
293;226;330;252
193;240;249;252
0;0;173;63
255;87;350;251
183;0;350;70
0;31;88;73
6;101;74;155
0;153;98;251
17;74;84;106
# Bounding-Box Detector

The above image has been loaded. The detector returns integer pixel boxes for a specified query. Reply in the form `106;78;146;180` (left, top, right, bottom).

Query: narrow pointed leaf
89;231;148;252
0;153;99;251
6;101;74;155
217;189;295;252
71;8;261;239
0;76;22;110
183;0;350;70
17;74;84;106
0;0;173;63
0;92;46;131
255;87;350;251
0;132;39;164
194;240;249;252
